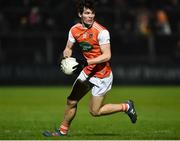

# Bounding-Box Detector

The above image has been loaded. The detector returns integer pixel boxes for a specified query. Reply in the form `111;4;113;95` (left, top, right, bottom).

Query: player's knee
89;109;100;117
67;99;78;108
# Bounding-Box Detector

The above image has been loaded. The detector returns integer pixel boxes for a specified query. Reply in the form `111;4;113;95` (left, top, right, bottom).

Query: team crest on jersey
89;33;93;38
79;42;93;52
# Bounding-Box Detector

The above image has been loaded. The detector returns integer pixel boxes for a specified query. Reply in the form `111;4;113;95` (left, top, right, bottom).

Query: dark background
0;0;180;85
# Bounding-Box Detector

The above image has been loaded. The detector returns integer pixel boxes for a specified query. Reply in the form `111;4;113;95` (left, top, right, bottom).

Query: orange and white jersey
68;21;112;78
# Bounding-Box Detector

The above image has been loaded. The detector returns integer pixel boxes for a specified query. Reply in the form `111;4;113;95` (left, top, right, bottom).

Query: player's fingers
72;64;79;69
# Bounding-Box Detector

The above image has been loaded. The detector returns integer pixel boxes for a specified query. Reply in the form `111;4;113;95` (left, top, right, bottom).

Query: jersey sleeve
98;29;110;45
68;30;76;43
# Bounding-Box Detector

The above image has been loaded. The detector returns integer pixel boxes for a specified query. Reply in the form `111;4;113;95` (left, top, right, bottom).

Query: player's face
80;7;95;27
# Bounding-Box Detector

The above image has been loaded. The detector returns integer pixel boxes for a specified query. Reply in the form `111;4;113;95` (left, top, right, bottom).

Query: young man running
43;0;137;136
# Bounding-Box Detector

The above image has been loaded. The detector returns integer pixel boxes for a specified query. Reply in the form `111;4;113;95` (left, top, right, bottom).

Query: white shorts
77;71;113;96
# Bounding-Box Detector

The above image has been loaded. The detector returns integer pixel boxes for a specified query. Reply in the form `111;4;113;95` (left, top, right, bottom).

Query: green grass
0;86;180;140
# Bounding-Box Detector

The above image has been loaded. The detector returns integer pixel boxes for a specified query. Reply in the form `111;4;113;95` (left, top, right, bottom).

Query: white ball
61;57;79;75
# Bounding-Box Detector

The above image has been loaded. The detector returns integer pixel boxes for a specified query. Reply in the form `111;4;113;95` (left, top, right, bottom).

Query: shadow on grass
74;133;121;136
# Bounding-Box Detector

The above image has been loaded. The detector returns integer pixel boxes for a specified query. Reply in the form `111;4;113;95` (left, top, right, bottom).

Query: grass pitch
0;86;180;140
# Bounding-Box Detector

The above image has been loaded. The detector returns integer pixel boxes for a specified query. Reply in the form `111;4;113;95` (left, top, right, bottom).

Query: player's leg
59;69;95;134
59;79;93;134
88;72;137;123
89;95;129;116
89;95;137;123
43;71;94;137
89;72;128;116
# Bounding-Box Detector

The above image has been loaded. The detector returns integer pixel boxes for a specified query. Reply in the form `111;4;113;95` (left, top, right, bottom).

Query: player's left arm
87;43;111;65
87;29;111;65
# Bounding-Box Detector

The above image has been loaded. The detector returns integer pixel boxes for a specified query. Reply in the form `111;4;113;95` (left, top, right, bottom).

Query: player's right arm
63;40;74;58
63;30;75;58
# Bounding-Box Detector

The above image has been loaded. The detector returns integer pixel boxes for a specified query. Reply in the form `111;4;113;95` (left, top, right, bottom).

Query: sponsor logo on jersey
79;42;93;52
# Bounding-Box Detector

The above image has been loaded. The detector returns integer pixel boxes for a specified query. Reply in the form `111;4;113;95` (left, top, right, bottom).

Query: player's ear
78;13;82;18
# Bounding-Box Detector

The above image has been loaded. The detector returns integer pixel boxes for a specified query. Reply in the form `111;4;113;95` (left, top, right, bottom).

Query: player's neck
81;21;94;29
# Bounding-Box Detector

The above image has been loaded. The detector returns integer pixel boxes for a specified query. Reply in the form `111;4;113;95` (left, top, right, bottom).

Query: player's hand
73;58;88;74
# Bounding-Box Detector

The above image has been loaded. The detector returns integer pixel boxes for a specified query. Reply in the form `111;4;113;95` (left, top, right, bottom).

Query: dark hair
76;0;96;14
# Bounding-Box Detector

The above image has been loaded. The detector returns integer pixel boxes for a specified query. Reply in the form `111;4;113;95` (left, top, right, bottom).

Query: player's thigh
68;79;93;101
89;95;106;114
89;72;113;97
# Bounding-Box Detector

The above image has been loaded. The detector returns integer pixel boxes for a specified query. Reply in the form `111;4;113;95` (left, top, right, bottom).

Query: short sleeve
98;30;110;45
68;30;76;43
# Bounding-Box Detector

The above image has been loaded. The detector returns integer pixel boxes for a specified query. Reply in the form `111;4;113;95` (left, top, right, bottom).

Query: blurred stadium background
0;0;180;140
0;0;180;85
